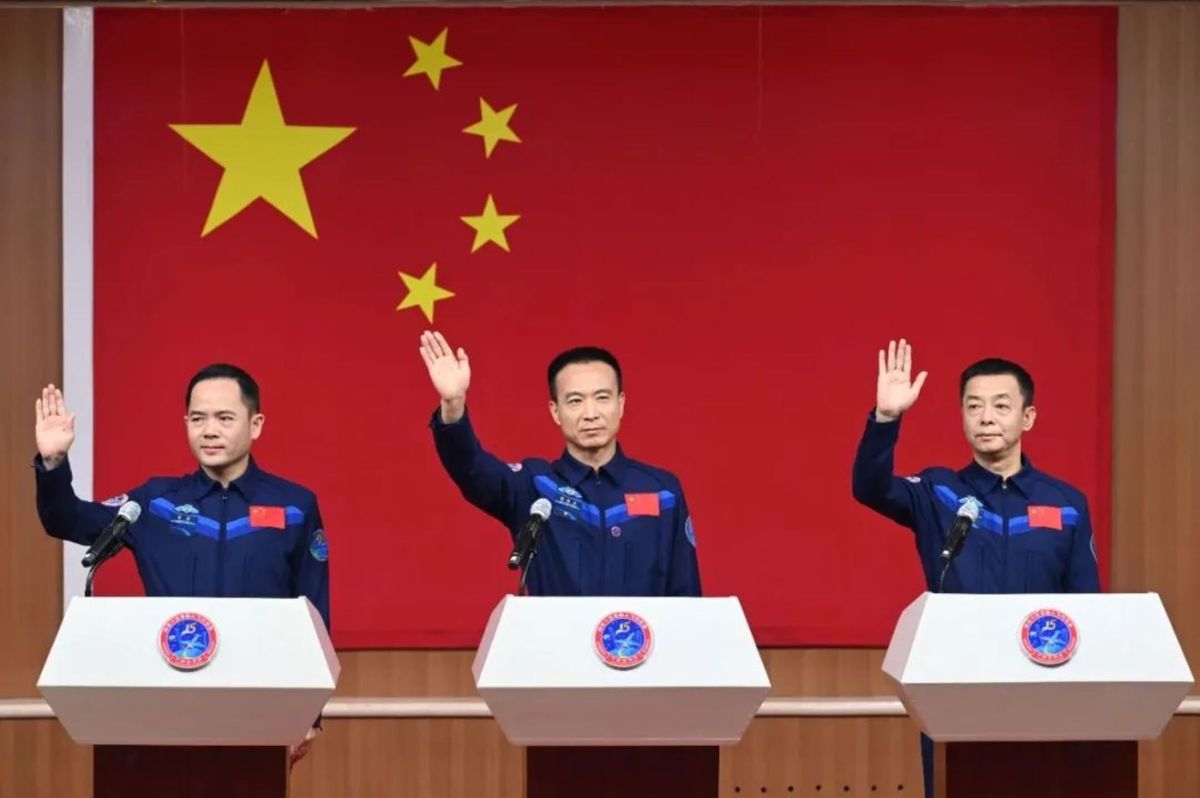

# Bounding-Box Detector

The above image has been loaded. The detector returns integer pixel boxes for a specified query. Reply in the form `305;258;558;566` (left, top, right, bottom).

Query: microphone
507;498;552;571
82;501;141;568
940;496;982;562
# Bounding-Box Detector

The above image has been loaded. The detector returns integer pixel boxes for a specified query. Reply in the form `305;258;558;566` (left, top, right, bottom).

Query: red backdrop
91;6;1115;647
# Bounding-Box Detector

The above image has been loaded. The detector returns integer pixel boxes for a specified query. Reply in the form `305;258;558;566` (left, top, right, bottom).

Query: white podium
883;592;1193;798
474;596;770;798
39;596;338;798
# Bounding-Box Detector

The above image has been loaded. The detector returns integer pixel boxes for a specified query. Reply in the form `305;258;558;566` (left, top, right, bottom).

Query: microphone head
530;498;552;521
117;501;142;523
956;496;982;522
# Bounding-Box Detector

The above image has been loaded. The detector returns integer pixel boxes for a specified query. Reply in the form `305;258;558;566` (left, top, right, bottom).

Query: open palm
35;384;76;460
876;339;927;420
419;330;470;401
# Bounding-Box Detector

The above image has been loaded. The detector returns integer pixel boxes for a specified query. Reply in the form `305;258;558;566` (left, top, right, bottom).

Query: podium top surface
884;592;1193;686
38;596;338;690
474;595;770;690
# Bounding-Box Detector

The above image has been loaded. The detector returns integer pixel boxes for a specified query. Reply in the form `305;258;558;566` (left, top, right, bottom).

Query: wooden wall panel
1114;7;1200;797
0;7;64;699
1138;718;1200;798
0;720;90;798
722;718;922;798
0;11;90;798
290;718;524;798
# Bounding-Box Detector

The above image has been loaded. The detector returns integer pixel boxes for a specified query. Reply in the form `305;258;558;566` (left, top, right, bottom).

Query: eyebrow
564;389;613;399
964;393;1012;401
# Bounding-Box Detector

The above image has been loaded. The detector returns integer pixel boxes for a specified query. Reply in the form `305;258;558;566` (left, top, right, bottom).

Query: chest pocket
1014;505;1077;591
620;517;666;594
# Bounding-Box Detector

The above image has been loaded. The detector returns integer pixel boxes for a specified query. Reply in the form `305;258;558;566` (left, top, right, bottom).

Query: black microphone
940;496;982;562
507;498;552;571
82;501;141;568
936;496;982;593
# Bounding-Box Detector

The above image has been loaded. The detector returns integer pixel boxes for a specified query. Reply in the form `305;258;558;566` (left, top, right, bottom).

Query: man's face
961;374;1036;458
548;361;625;453
185;378;263;472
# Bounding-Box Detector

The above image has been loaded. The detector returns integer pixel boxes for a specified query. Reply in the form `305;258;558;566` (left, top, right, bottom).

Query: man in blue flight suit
419;330;701;596
33;365;329;763
852;339;1101;798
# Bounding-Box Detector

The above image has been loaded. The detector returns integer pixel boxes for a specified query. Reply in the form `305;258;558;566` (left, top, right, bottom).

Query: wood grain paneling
0;7;63;699
0;720;90;798
290;718;524;798
1114;7;1200;797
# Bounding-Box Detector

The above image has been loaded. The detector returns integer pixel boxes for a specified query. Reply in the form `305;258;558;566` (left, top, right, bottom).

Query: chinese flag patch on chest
250;505;287;529
1027;505;1063;531
625;493;661;517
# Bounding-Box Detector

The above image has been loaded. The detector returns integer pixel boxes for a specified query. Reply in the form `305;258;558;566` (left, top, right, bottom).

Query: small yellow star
403;28;462;90
463;98;521;158
397;263;455;322
460;195;520;253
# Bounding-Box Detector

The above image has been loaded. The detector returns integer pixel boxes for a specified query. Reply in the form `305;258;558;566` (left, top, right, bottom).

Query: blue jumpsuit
431;409;701;596
35;455;330;631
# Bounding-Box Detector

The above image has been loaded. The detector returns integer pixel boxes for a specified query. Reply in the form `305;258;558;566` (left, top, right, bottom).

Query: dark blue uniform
852;414;1100;594
431;409;701;596
35;455;331;631
852;412;1100;797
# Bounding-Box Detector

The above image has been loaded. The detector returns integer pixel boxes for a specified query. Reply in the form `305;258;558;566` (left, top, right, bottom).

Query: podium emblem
159;612;219;670
1020;609;1078;666
594;611;653;669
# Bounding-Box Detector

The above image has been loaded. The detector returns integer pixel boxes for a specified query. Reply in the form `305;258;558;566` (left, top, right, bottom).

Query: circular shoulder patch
159;612;219;670
507;462;523;472
309;529;329;562
1020;608;1078;666
101;493;129;507
594;611;653;669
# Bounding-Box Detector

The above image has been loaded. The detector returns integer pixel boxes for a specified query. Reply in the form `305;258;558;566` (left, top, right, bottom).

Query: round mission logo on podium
1019;608;1078;666
594;611;653;669
159;612;219;670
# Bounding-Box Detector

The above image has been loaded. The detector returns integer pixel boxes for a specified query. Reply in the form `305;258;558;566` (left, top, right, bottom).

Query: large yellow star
169;60;355;237
461;195;520;253
403;28;462;90
397;263;455;322
463;98;521;158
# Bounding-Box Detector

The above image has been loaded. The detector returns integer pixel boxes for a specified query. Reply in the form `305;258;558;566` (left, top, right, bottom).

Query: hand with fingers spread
35;384;76;470
875;339;928;423
419;330;471;424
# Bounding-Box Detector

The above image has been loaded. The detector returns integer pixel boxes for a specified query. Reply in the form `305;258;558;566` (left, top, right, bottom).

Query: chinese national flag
625;494;662;518
249;505;287;530
1028;506;1064;531
92;7;1113;646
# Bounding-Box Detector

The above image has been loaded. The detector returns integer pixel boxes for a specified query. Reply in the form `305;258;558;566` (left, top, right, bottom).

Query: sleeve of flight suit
292;494;331;632
34;454;132;546
1064;495;1101;593
429;408;529;530
665;484;702;597
850;412;925;529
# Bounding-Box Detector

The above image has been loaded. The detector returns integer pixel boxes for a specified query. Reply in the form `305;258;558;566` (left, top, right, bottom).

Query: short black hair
547;346;622;400
959;358;1034;408
186;363;261;414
